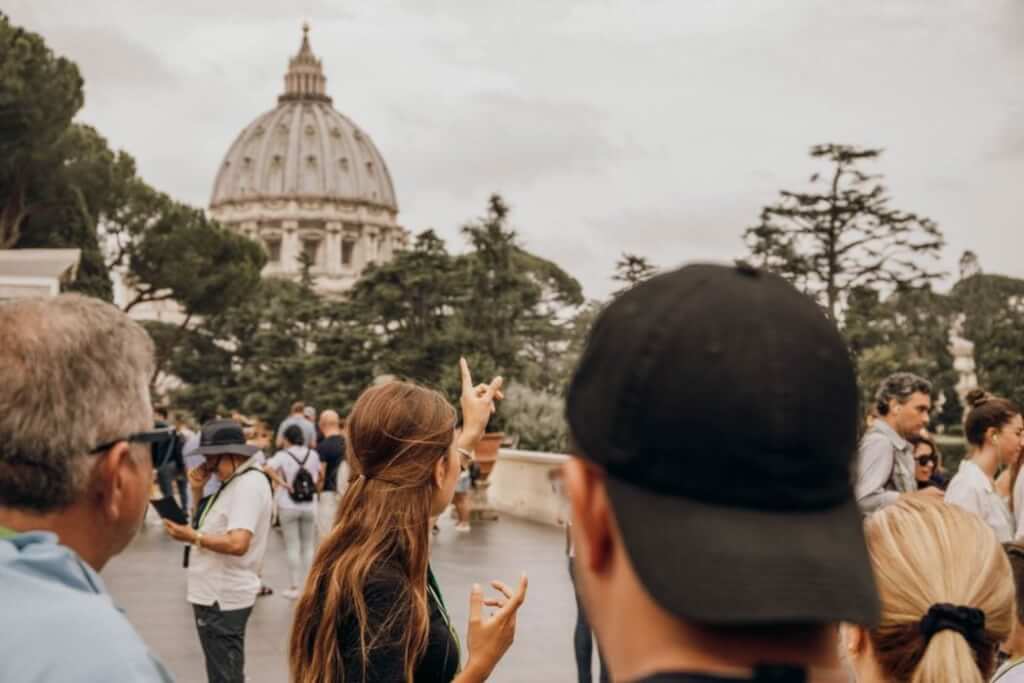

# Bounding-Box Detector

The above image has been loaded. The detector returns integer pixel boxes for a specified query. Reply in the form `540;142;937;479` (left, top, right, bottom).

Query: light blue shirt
0;531;173;682
855;419;915;514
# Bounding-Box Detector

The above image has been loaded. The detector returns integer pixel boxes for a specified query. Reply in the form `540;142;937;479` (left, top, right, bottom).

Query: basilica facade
209;24;407;295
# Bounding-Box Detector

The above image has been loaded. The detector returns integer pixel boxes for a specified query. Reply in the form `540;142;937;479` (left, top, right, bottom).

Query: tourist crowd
4;262;1024;682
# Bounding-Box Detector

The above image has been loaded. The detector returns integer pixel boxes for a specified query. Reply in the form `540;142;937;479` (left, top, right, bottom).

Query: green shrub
501;384;569;453
934;435;967;476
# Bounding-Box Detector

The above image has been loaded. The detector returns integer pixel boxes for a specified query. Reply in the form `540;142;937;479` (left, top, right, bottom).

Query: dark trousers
193;602;253;683
157;461;188;510
569;558;610;683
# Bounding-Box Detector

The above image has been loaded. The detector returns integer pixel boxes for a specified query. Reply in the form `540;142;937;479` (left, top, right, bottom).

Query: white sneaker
282;588;300;600
455;523;471;533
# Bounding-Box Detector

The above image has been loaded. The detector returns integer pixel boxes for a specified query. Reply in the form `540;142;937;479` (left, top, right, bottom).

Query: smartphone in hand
151;497;188;525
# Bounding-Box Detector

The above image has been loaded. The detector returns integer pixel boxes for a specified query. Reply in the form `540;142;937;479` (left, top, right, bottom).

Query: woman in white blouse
946;389;1023;543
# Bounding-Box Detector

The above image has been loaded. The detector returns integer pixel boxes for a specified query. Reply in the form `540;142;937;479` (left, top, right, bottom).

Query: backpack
288;448;317;503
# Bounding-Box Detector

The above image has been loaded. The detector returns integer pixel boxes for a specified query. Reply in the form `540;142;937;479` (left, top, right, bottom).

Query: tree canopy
612;253;658;296
746;144;944;321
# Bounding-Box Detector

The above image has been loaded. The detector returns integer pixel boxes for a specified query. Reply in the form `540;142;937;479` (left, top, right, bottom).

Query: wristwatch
192;532;203;549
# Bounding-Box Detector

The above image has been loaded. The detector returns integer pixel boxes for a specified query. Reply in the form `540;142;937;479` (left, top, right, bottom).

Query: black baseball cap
566;262;879;626
193;419;259;458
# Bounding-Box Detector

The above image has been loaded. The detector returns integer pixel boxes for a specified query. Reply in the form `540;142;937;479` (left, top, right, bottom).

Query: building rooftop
0;249;81;280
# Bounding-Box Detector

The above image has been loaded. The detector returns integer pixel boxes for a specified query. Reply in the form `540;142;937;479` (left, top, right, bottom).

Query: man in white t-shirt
163;420;272;683
266;424;322;599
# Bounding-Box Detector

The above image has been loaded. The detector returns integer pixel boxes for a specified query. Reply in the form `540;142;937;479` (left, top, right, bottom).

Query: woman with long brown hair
290;359;527;682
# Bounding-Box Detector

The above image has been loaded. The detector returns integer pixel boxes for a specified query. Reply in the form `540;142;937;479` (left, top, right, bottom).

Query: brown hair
289;382;457;683
906;433;940;466
964;389;1019;448
965;389;1022;509
290;400;305;415
1004;543;1024;626
865;498;1014;683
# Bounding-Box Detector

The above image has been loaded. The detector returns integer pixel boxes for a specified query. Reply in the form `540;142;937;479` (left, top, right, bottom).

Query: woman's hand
163;520;196;544
462;574;528;681
459;358;503;443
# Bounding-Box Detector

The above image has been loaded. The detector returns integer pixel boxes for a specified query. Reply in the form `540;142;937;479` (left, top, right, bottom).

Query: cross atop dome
280;22;331;104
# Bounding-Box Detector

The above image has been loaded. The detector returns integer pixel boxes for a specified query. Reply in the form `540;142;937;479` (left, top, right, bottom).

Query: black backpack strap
288;448;310;467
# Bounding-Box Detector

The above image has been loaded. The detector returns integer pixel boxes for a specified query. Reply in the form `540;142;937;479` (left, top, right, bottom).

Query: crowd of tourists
5;262;1024;682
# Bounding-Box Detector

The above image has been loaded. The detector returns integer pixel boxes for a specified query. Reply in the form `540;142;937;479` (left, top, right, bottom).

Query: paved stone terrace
103;513;585;682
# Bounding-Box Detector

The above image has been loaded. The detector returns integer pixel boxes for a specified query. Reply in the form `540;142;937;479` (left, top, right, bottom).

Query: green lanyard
0;524;18;540
427;566;462;671
196;464;254;530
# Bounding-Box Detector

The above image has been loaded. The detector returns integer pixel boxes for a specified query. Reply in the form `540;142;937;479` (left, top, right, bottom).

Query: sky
8;0;1024;300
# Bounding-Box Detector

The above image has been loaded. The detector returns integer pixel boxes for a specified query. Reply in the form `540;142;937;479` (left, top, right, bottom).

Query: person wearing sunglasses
289;359;528;683
907;433;944;490
0;294;173;682
163;419;273;683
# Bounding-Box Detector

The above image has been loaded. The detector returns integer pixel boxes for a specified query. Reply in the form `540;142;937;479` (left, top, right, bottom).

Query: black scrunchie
920;603;986;644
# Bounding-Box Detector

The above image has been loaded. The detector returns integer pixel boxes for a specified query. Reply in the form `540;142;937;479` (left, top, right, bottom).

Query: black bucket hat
566;262;880;626
193;419;259;458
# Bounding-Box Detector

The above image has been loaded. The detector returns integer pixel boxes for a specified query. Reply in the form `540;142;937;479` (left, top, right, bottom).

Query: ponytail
864;498;1013;683
910;630;988;683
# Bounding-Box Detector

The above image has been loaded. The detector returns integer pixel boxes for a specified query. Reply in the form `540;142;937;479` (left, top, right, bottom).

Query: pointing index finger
459;357;473;394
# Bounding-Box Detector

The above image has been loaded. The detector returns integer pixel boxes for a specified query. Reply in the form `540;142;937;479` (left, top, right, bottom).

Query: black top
318;434;345;492
336;563;459;682
636;676;751;682
634;667;808;682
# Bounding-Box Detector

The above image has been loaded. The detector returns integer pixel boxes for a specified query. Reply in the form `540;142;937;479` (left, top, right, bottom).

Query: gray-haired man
855;372;944;513
0;295;173;681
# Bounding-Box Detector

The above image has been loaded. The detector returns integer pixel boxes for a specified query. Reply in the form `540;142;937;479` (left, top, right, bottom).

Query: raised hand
462;573;528;681
459;357;503;441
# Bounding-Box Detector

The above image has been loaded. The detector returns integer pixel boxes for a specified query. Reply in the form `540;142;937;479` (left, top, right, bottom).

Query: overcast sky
9;0;1023;299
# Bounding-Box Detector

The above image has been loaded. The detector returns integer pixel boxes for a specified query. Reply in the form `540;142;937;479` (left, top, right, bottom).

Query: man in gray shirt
276;401;316;449
856;372;944;513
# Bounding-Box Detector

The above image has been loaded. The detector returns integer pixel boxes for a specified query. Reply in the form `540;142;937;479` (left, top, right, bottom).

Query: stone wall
488;449;568;527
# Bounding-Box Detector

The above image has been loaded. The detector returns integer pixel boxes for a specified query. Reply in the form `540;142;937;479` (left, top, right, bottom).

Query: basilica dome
209;25;406;294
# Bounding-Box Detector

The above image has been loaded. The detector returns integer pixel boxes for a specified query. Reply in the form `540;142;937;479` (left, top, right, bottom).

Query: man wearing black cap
163;419;272;683
562;263;879;682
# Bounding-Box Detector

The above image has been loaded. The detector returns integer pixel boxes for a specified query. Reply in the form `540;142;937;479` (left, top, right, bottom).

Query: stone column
325;221;342;275
362;225;378;270
342;223;360;272
282;220;299;276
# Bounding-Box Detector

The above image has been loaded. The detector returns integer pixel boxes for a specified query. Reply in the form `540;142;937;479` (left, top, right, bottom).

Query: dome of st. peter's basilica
210;24;407;294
